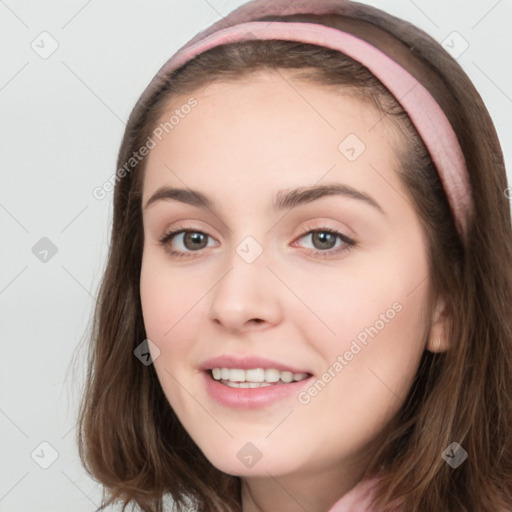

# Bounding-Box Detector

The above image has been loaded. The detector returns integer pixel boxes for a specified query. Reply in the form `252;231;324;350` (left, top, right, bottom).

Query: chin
198;440;303;478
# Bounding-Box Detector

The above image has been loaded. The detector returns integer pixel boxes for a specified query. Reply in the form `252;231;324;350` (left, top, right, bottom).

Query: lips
199;354;314;408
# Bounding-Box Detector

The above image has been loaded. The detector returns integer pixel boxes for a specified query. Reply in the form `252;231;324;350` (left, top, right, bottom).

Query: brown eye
310;231;338;250
181;231;208;251
159;229;216;258
294;225;356;258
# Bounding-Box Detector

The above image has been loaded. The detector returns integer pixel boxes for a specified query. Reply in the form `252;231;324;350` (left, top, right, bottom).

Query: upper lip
199;355;311;375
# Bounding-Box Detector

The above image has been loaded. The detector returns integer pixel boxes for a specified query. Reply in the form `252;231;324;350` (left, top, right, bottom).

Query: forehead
141;70;406;206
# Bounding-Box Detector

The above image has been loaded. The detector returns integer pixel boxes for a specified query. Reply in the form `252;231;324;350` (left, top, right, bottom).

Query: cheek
139;252;205;415
298;248;428;348
139;248;201;340
310;267;429;420
301;247;430;411
296;281;428;459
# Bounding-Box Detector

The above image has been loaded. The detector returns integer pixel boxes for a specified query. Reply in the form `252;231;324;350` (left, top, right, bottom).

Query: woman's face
140;71;442;490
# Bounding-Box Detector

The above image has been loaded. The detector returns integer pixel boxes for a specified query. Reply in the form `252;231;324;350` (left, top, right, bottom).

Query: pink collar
327;476;387;511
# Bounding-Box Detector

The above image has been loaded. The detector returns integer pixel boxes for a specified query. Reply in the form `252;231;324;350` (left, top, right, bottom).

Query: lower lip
202;371;313;409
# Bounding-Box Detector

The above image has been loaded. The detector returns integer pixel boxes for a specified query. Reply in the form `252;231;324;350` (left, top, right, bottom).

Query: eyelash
158;223;356;260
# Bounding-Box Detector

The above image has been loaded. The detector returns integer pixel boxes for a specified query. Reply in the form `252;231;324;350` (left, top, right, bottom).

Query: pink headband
144;0;473;237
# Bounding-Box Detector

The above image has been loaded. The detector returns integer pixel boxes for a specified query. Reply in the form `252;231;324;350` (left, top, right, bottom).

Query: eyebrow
143;183;385;215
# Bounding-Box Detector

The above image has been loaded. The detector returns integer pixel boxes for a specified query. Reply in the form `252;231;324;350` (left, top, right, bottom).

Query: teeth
265;368;280;382
246;368;265;382
229;368;246;382
281;371;293;383
224;381;272;388
210;367;309;385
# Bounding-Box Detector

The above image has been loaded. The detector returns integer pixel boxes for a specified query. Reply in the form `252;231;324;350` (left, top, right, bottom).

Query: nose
207;246;284;334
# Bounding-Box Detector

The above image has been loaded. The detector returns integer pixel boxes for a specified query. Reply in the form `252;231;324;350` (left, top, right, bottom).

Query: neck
240;462;368;512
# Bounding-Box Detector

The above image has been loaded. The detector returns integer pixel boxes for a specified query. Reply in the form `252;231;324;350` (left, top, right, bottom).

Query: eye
293;223;356;258
158;229;217;259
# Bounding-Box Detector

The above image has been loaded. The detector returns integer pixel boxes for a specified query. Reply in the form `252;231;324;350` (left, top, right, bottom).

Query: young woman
78;1;512;510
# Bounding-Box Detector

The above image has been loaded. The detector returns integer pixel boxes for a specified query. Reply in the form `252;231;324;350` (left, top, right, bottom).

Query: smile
211;367;310;387
203;368;313;409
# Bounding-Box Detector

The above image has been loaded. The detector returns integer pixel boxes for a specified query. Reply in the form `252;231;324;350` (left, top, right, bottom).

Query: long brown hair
77;3;512;511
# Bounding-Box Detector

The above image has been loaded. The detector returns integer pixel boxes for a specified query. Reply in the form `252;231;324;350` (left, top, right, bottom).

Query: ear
426;296;450;353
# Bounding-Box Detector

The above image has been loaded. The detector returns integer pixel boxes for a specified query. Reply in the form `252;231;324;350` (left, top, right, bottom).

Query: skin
139;70;448;512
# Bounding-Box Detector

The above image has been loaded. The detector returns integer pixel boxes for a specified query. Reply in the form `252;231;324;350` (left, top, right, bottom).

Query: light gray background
1;0;511;510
